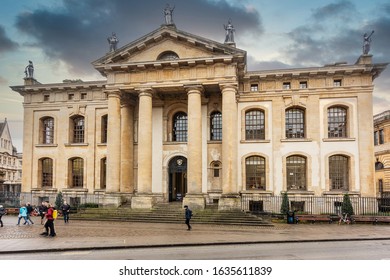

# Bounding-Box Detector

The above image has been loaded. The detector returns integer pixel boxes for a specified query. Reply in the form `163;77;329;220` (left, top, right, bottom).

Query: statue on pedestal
24;61;34;78
224;19;235;43
164;4;175;25
363;30;374;55
107;32;119;52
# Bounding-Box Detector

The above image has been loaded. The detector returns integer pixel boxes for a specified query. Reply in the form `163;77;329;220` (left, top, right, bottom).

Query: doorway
168;156;187;202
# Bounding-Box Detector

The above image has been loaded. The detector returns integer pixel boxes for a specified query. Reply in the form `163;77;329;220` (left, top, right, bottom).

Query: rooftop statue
107;32;119;52
24;60;34;78
363;30;374;55
164;4;175;25
224;19;235;43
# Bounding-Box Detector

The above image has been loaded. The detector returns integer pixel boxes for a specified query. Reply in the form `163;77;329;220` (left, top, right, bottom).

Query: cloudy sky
1;0;389;152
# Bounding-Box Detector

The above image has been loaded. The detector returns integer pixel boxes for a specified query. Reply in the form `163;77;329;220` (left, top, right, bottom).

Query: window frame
172;112;188;142
327;106;347;138
285;107;305;139
286;155;307;190
245;156;266;190
210;111;222;141
245;109;265;140
41;117;55;144
329;155;349;191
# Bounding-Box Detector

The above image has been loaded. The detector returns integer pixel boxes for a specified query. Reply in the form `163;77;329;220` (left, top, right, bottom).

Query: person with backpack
61;200;71;223
38;201;48;225
17;204;30;226
184;205;193;231
40;202;56;237
0;205;6;227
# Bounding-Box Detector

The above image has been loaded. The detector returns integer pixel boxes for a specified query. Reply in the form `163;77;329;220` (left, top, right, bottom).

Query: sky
0;0;389;152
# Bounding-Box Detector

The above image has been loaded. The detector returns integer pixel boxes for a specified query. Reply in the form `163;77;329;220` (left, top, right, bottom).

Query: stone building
374;110;390;195
11;21;388;210
0;119;22;193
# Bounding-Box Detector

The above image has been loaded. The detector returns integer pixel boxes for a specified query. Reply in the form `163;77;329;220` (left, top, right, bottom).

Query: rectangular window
299;81;307;89
333;79;342;87
250;84;258;91
81;93;87;100
43;94;50;101
68;94;74;100
283;82;291;89
379;129;385;144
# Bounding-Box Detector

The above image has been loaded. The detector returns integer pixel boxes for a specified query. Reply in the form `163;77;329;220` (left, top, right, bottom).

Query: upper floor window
333;79;342;87
173;112;187;142
210;111;222;141
41;117;54;144
40;158;53;188
101;115;108;143
250;84;258;91
71;116;85;143
299;81;307;89
80;93;87;100
43;94;50;101
245;109;265;140
157;51;179;60
246;156;266;190
286;155;306;190
329;155;349;190
379;129;385;144
283;82;291;89
211;161;221;178
69;157;84;188
328;106;347;138
285;108;305;138
68;93;74;100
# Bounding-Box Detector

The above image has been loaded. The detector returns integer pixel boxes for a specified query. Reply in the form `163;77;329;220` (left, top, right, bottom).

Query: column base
103;193;125;207
131;194;155;209
218;194;241;211
183;194;205;210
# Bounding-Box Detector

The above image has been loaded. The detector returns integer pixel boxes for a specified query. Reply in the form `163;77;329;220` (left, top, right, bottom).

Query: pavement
1;215;390;255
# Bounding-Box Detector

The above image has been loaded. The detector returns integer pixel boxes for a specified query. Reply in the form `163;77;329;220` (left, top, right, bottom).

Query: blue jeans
17;216;30;225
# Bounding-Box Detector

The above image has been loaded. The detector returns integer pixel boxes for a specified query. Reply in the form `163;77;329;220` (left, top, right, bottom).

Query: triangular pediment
92;25;246;74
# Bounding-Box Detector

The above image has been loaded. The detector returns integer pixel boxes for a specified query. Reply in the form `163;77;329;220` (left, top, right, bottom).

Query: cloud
247;56;291;71
14;0;263;77
311;0;356;22
0;25;18;53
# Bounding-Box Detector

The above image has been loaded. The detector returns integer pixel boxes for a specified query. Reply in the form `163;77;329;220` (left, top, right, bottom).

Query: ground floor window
245;156;266;190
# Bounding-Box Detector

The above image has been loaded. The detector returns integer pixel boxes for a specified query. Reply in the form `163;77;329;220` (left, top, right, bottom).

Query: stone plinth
183;194;205;210
103;193;124;207
218;194;241;211
131;195;155;209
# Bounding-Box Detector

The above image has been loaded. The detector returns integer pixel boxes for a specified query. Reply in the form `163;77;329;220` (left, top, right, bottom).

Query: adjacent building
0;119;22;193
374;110;390;195
11;21;388;210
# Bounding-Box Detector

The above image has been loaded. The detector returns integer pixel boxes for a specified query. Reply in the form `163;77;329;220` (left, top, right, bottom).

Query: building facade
374;110;390;195
0;119;22;193
11;23;387;210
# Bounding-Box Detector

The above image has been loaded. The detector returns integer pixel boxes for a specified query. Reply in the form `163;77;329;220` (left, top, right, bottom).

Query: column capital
105;89;122;98
219;83;238;92
184;84;204;95
136;87;154;98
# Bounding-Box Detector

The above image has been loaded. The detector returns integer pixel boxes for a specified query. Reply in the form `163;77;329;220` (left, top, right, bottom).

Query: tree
280;192;290;214
55;191;64;210
341;194;354;216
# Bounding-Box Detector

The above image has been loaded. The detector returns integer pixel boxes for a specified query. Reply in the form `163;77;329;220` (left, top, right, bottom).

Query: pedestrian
184;205;193;231
61;200;71;223
38;201;48;225
40;202;56;237
0;205;6;227
26;202;35;225
17;204;30;225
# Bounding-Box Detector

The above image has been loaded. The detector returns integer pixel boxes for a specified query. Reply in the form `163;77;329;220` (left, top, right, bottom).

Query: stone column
120;102;134;194
183;85;205;209
132;88;154;209
105;90;122;206
219;84;240;210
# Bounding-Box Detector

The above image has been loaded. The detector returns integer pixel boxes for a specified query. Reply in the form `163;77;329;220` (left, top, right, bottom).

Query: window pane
173;112;187;142
72;158;84;188
286;156;306;190
210;111;222;140
329;155;349;190
245;110;265;140
328;107;347;138
101;115;108;143
73;117;85;143
42;158;53;187
42;118;54;144
246;156;266;190
285;108;305;138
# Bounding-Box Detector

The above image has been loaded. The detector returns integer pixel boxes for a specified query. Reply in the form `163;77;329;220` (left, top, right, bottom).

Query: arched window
375;161;385;170
173;112;187;142
69;157;84;188
100;157;107;189
286;156;306;190
71;116;85;143
101;115;108;143
210;111;222;141
40;158;53;188
329;155;349;190
245;109;265;140
328;106;347;138
211;161;221;177
245;156;266;190
157;51;179;60
41;117;54;144
285;108;305;138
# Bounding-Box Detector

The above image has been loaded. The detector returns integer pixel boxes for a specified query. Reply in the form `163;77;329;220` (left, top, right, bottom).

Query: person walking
40;202;56;237
26;202;34;225
17;204;30;225
38;201;48;225
61;200;71;223
184;205;193;231
0;205;6;227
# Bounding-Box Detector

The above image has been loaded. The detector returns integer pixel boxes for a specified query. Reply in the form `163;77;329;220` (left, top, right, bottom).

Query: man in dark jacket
184;205;192;230
38;201;48;225
61;201;71;223
26;202;34;224
0;205;6;227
